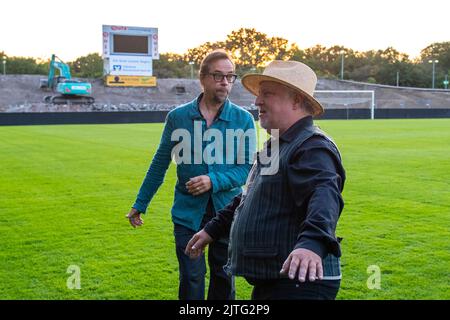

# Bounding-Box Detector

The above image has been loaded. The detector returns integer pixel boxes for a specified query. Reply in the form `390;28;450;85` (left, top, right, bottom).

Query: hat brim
241;74;324;117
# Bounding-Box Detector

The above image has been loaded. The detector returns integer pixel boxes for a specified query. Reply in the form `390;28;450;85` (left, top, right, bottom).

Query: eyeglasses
203;72;238;83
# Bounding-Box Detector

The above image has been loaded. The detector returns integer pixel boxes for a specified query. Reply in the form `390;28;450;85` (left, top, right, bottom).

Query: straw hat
241;60;324;116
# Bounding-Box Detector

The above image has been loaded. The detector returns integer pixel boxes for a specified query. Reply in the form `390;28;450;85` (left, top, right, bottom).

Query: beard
213;88;229;104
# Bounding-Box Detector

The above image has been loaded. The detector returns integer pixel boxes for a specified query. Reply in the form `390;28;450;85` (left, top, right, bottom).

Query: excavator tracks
44;95;95;105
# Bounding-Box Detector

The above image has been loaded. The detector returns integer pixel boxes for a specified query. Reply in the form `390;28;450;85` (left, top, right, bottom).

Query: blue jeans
248;278;340;300
174;223;235;300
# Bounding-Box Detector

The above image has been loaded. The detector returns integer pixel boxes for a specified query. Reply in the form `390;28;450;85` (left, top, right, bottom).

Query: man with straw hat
185;61;346;300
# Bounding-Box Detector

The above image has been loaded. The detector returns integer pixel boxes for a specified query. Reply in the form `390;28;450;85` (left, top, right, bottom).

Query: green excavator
40;54;95;105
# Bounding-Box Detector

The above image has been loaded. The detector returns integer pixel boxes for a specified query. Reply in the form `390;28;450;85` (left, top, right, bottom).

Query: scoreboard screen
113;35;149;54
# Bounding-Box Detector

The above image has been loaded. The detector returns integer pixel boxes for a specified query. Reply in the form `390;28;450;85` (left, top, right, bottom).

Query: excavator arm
47;54;72;88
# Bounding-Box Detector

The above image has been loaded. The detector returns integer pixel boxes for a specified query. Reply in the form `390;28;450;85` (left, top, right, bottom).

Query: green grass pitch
0;119;449;299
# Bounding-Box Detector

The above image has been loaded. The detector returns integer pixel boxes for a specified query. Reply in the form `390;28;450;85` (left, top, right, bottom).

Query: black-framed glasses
203;72;238;83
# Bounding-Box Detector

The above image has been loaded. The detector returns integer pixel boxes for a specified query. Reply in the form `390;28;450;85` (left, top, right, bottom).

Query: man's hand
186;175;212;196
280;248;323;282
184;229;213;259
126;208;144;228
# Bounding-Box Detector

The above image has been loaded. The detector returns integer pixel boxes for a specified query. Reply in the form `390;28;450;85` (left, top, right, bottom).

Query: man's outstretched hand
280;248;323;282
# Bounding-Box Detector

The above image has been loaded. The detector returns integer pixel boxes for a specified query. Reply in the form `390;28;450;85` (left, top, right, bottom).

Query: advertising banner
108;56;153;76
105;75;157;87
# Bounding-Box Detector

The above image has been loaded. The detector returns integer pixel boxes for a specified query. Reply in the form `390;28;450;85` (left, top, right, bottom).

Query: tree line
1;28;449;88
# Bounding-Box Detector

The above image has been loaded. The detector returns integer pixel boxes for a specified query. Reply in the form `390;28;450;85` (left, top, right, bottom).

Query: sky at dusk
1;0;449;61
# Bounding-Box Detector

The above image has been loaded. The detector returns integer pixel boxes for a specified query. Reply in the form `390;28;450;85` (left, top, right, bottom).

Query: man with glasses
126;50;256;300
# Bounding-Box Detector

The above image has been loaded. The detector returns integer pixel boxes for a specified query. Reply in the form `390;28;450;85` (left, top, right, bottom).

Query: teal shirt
133;95;256;231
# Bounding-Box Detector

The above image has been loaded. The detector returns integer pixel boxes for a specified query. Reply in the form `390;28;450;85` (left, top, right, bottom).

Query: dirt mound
1;75;449;112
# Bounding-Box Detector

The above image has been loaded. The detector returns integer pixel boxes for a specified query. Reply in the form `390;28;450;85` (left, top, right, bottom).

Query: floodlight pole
2;58;5;75
428;59;439;89
340;52;344;80
189;61;194;79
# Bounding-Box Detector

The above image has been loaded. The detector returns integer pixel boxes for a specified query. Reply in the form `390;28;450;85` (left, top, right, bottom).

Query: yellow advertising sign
105;75;157;87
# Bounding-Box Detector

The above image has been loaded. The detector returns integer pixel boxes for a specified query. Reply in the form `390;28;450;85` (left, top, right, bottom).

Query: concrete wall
2;108;450;126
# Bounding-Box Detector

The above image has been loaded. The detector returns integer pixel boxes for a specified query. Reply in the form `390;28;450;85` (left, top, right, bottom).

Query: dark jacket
204;116;346;280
